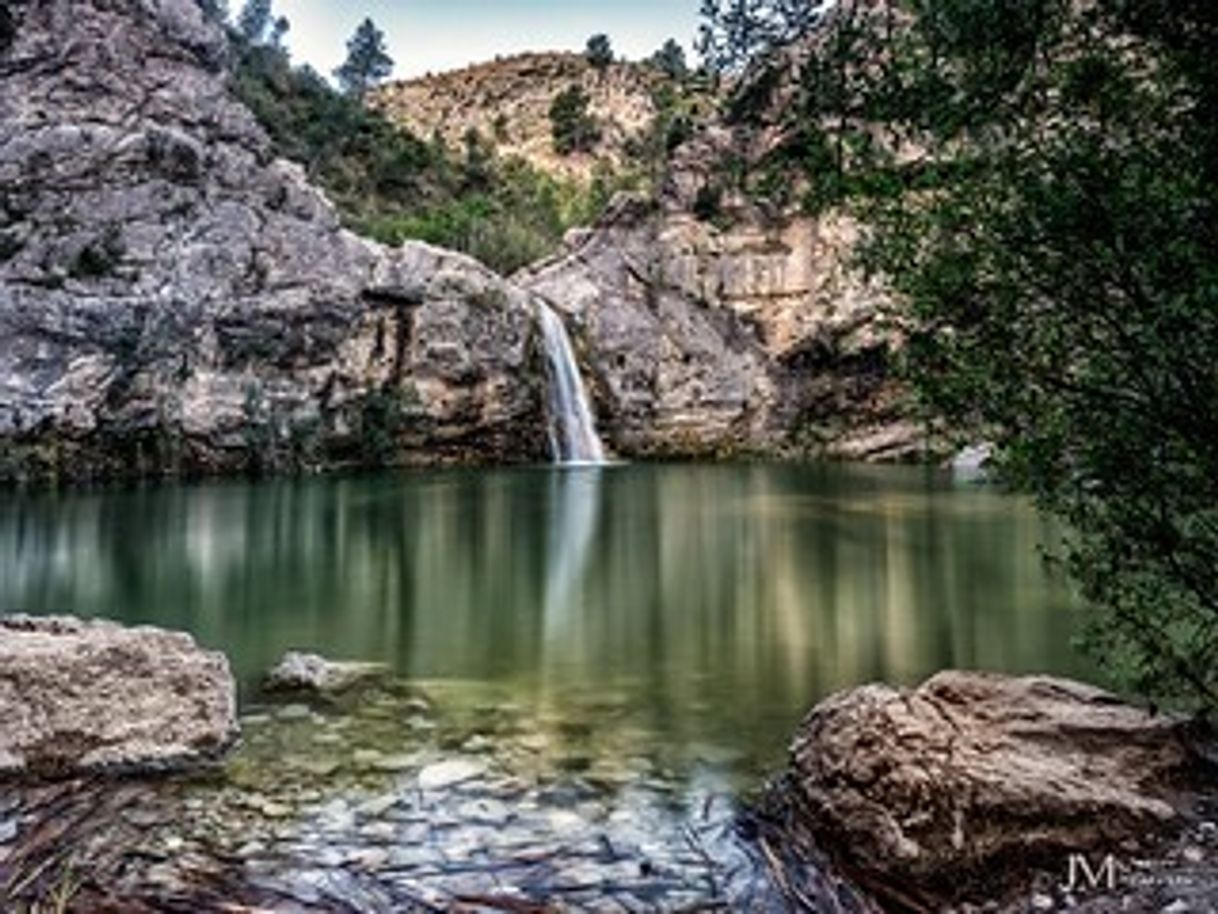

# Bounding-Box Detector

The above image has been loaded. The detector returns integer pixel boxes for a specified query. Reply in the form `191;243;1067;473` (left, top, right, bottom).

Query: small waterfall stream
537;303;607;465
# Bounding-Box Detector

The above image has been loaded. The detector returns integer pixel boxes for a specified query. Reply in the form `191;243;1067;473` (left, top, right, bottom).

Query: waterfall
537;302;607;465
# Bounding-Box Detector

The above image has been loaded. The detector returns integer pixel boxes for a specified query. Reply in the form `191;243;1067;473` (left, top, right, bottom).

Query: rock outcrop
519;193;923;460
781;671;1205;908
0;615;237;777
0;0;550;483
371;52;686;183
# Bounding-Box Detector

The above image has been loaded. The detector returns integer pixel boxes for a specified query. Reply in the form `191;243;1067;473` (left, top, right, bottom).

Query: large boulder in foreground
0;615;237;778
785;671;1203;908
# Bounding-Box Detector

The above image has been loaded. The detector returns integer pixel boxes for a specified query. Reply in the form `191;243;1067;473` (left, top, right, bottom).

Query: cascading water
537;302;607;465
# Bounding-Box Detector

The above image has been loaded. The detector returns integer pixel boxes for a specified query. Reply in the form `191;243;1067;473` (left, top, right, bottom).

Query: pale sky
267;0;702;80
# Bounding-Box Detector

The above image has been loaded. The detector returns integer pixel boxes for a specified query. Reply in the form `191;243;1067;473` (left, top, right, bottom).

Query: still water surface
0;462;1087;775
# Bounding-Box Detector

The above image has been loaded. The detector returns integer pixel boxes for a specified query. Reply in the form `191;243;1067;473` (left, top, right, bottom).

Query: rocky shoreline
2;618;1215;912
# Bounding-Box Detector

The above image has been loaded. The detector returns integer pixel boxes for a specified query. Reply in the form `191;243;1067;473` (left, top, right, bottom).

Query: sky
268;0;702;80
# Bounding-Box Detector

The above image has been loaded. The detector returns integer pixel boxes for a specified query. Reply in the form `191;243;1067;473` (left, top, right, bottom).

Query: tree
753;0;1218;709
236;0;271;44
269;15;289;50
585;33;614;71
195;0;228;25
549;85;601;155
650;38;688;80
334;17;394;97
697;0;825;73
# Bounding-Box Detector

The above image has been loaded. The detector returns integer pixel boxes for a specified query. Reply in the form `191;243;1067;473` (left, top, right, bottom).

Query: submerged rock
418;758;487;790
263;651;388;698
0;615;237;778
782;670;1204;908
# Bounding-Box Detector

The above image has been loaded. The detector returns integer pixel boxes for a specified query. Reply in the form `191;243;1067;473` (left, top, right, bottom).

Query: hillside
370;52;705;183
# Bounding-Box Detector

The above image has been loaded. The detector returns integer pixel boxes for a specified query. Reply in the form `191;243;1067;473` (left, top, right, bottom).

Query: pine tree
650;39;688;80
585;34;614;71
196;0;228;25
549;85;601;155
697;0;823;73
269;15;289;50
334;18;394;97
236;0;271;44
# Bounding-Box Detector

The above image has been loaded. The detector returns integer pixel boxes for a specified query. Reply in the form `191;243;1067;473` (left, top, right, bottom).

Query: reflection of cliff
0;467;1083;755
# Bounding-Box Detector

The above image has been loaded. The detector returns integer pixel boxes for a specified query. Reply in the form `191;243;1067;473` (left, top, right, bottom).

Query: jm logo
1063;853;1120;892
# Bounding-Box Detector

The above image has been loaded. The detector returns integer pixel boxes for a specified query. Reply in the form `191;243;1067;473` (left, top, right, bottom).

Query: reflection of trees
0;464;1083;757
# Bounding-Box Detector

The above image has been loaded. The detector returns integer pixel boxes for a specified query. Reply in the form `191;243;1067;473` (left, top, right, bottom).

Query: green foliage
650;39;689;80
359;386;408;467
585;34;614;71
268;15;289;49
549;85;602;156
355;157;618;275
236;0;271;44
334;17;394;97
697;0;822;74
759;0;1218;709
228;11;631;276
195;0;228;24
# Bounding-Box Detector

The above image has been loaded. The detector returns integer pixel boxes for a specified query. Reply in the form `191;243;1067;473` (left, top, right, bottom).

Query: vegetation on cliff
721;0;1218;709
224;6;657;273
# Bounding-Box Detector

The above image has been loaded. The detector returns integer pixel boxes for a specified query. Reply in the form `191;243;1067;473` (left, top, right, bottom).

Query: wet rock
418;758;487;790
274;703;313;721
0;615;237;778
264;652;389;699
950;442;996;479
784;670;1202;908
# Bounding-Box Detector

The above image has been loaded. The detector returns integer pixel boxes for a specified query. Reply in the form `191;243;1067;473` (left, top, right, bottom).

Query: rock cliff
0;0;550;482
370;52;673;184
519;192;922;461
0;0;926;481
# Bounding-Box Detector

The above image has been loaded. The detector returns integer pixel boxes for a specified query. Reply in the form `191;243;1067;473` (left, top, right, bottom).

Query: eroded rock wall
520;193;924;460
0;0;550;482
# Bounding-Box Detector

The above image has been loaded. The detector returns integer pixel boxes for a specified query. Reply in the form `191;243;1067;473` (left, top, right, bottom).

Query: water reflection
0;463;1087;770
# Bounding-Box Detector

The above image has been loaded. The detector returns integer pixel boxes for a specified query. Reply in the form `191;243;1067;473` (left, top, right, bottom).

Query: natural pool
0;463;1091;910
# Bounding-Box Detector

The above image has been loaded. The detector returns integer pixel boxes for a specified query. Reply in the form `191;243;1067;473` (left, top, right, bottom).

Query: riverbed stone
418;758;488;790
0;615;238;778
264;651;390;699
785;670;1202;908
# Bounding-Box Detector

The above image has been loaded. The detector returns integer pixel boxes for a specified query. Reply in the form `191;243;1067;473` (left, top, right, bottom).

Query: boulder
785;671;1203;908
263;651;388;698
0;615;238;778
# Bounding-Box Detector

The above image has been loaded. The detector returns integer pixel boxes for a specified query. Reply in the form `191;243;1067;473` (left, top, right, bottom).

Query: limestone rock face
0;615;238;777
520;195;922;459
371;52;673;184
0;0;549;482
786;671;1200;907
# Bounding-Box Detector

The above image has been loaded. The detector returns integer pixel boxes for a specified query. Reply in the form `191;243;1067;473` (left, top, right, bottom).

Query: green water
0;462;1087;774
